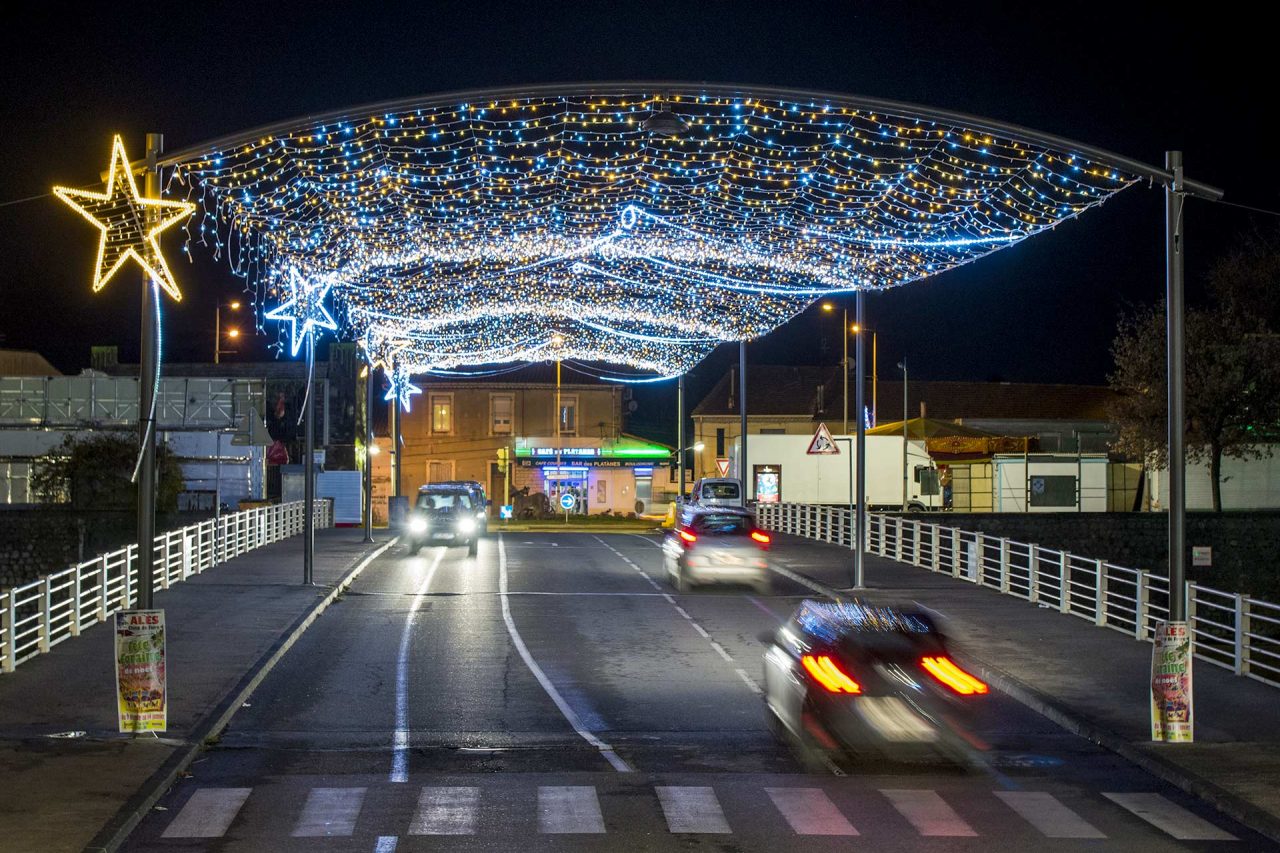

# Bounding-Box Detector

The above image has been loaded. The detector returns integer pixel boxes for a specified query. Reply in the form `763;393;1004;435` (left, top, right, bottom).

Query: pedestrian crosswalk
149;778;1240;845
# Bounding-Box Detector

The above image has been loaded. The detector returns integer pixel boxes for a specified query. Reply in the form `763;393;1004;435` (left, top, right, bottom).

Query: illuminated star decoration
264;267;338;357
384;363;422;412
53;135;196;302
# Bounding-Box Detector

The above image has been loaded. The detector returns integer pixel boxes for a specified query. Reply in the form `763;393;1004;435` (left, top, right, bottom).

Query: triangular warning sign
807;422;839;454
716;457;730;476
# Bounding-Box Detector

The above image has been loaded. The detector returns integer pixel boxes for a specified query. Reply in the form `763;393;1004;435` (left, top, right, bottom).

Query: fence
755;502;1280;689
0;500;332;673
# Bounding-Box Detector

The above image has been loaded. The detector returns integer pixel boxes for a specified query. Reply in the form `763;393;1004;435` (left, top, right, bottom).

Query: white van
688;477;745;507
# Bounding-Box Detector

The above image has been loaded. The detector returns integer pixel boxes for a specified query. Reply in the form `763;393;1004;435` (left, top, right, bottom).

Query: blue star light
384;363;422;412
264;267;337;357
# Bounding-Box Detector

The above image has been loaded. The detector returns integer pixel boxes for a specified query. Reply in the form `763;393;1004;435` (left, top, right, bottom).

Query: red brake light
750;529;771;547
921;656;989;695
801;654;862;694
677;527;697;545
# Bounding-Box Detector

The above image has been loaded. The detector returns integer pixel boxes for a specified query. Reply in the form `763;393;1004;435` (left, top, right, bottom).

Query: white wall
993;455;1108;512
1150;447;1280;510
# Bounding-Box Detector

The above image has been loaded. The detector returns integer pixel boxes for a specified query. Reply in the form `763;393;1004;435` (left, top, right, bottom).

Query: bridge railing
0;500;332;674
754;502;1280;689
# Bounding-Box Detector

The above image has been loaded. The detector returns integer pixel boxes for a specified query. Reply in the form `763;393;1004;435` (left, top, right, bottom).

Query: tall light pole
551;332;566;519
852;324;878;428
821;302;850;433
853;290;867;588
898;358;908;512
362;363;375;543
678;373;685;499
136;132;162;611
214;300;242;364
739;340;748;499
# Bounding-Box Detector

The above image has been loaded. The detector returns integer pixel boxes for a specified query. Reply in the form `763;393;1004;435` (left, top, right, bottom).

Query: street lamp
820;302;850;433
851;323;878;428
550;332;567;518
214;299;242;364
897;359;908;511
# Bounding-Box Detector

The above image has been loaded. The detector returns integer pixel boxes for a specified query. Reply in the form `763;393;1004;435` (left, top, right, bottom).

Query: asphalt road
122;532;1269;851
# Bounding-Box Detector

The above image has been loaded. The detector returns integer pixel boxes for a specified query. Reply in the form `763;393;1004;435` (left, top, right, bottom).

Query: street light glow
229;300;241;310
368;444;381;456
693;442;705;451
227;328;240;338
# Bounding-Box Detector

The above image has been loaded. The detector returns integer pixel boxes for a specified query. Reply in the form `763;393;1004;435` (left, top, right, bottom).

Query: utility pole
303;335;315;585
842;306;849;434
854;289;866;588
1167;150;1187;621
678;373;685;500
363;363;374;543
135;132;162;610
739;340;748;499
899;358;908;512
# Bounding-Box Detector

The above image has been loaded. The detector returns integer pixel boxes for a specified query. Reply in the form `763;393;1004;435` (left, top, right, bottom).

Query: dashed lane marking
291;787;366;837
410;786;480;835
1103;792;1238;841
995;791;1105;839
766;787;859;836
538;785;606;834
161;787;252;838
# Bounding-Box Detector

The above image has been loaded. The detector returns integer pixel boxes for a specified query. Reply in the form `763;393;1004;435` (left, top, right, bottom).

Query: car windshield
416;492;472;511
701;482;740;499
693;513;751;536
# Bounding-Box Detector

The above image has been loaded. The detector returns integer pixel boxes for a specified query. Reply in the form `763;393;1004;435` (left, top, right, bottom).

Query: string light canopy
156;83;1167;376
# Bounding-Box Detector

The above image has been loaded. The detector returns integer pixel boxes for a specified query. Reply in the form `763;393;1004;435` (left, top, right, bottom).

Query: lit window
431;394;453;434
559;394;577;436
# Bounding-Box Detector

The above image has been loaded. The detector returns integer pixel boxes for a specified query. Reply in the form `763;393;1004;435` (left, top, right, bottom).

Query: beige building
391;366;673;516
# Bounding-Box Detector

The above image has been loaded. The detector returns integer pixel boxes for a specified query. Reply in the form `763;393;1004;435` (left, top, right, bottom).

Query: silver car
663;506;772;594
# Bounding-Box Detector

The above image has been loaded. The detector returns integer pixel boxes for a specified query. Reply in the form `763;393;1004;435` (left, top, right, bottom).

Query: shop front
513;437;673;516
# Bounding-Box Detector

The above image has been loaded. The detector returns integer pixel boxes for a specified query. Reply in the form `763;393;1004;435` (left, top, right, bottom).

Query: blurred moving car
686;477;744;507
432;480;490;535
407;484;481;555
662;505;772;593
761;599;988;766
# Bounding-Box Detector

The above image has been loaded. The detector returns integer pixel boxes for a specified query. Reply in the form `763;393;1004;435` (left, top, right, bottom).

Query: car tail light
750;529;771;548
801;654;862;694
677;527;698;546
921;656;989;695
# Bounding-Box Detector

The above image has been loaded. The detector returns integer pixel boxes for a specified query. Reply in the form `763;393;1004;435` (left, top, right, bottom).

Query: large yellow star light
53;135;196;302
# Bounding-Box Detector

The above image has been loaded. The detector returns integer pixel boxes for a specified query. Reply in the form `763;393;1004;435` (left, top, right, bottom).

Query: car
406;485;481;555
662;505;773;594
429;480;490;535
761;599;988;767
687;477;744;507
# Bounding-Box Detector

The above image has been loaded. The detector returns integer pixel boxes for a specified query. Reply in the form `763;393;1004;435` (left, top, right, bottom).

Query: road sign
559;492;576;511
500;505;514;519
716;457;730;476
807;422;839;454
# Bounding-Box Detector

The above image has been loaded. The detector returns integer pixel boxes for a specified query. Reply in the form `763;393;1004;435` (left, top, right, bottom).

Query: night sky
1;3;1272;441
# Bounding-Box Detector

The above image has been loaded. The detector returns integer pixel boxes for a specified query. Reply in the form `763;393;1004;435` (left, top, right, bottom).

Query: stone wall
891;511;1280;601
0;508;206;590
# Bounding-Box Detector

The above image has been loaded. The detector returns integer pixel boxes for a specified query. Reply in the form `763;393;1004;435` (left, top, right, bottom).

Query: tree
31;432;184;512
1108;230;1280;511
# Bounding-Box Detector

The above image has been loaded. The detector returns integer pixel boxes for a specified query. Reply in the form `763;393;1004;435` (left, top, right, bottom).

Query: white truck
729;433;941;510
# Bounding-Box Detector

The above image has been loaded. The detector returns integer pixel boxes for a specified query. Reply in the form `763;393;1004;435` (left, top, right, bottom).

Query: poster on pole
115;610;167;733
1150;620;1192;742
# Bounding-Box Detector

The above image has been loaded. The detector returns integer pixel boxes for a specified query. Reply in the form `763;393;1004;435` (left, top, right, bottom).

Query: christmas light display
156;85;1141;374
54;135;196;301
383;362;422;412
263;266;338;357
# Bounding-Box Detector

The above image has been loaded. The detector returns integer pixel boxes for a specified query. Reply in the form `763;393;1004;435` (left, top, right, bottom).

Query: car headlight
408;517;428;534
457;517;477;535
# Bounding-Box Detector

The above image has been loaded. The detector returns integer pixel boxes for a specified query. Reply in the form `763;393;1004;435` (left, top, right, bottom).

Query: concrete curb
782;573;1280;845
82;536;398;853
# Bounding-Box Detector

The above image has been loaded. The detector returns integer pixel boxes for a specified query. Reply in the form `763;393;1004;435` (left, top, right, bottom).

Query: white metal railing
756;502;1280;689
0;500;332;674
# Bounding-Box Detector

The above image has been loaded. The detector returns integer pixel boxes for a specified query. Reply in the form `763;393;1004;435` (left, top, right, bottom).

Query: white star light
264;267;337;356
384;363;422;412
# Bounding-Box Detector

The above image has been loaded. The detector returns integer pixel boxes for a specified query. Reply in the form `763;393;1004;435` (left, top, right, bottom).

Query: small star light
384;363;422;412
264;267;337;357
53;135;196;302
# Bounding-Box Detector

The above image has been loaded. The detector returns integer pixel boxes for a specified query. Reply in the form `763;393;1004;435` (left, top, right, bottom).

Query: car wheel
467;538;478;556
408;541;421;556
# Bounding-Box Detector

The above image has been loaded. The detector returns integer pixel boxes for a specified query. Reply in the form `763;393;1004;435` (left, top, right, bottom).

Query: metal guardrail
0;500;333;674
755;502;1280;689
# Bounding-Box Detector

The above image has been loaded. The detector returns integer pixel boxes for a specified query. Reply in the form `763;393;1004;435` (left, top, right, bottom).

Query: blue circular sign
559;493;576;510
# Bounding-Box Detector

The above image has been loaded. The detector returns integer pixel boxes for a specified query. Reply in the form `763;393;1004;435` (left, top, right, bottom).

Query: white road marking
374;836;398;853
410;786;480;835
1103;792;1237;840
655;786;731;834
766;787;859;835
391;549;445;783
708;640;733;661
881;789;977;837
499;536;632;772
291;787;366;837
538;785;606;834
161;787;252;838
995;791;1105;838
735;667;763;694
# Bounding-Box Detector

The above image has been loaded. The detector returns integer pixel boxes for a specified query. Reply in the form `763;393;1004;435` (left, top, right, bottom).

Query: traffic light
496;447;510;474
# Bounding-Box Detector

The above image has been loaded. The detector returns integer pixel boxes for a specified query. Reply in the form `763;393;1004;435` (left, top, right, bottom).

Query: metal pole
392;385;402;499
678;373;686;500
901;359;908;512
872;332;878;427
557;359;566;521
854;290;866;588
303;335;315;585
136;132;162;611
1167;151;1187;621
363;365;374;543
739;340;748;500
842;308;849;434
214;305;220;364
213;430;222;566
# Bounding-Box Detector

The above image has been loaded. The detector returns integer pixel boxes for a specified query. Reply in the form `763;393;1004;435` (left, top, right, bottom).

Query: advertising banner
1150;620;1193;742
115;610;167;733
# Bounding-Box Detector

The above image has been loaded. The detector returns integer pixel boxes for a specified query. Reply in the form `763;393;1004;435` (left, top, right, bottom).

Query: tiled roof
692;366;1117;422
0;349;61;377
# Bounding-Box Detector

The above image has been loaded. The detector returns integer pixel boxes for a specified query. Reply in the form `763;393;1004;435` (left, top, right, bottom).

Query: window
701;481;740;500
558;394;578;436
490;394;513;435
416;491;472;510
715;428;725;456
426;460;454;483
431;394;453;434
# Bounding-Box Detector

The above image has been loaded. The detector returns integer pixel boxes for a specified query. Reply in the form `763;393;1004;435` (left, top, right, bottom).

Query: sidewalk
775;533;1280;842
0;528;389;853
